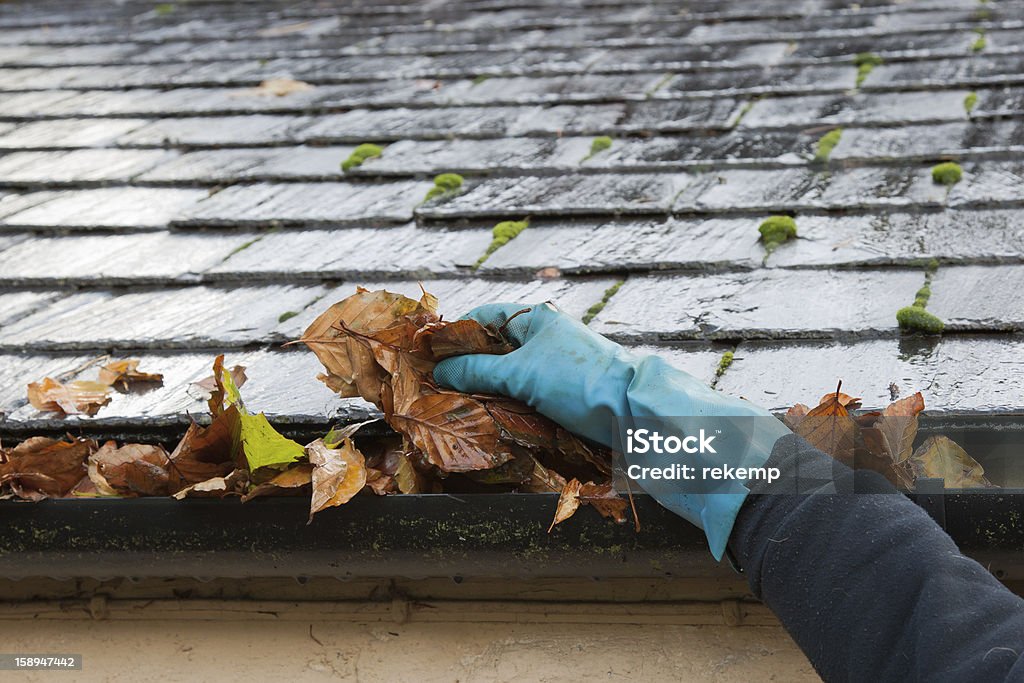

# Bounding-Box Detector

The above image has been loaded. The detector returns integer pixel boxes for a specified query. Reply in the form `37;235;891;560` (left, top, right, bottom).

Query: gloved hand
433;302;791;561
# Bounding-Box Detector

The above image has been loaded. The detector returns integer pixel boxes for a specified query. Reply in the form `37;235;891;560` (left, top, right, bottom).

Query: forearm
730;434;1024;681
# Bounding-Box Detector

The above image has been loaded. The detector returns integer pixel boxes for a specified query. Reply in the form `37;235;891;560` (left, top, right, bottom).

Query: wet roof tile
0;0;1023;430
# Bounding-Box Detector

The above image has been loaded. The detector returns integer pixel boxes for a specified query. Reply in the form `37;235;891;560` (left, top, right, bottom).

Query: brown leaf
548;478;582;532
27;377;111;416
192;356;247;415
89;441;170;497
297;288;436;405
817;391;862;411
578;482;628;524
794;386;856;466
0;436;93;499
167;410;238;493
523;456;567;493
855;427;914;489
784;403;809;430
98;359;164;390
308;437;367;521
879;392;924;464
241;463;313;502
390;392;512;472
172;469;249;499
909;436;993;488
421;319;514;360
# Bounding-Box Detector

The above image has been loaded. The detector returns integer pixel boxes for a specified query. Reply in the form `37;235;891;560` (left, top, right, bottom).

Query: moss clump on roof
931;162;963;186
758;215;797;253
154;3;175;15
278;311;298;323
853;52;883;87
582;280;624;324
964;91;978;114
814;128;842;163
971;28;987;52
423;172;465;202
897;306;944;334
341;143;383;171
474;219;529;268
715;350;735;379
583;135;613;162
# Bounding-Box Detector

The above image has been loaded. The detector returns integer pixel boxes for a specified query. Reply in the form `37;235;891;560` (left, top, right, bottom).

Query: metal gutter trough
1;416;1022;581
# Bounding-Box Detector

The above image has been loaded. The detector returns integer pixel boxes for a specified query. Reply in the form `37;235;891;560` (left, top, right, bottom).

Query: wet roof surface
1;0;1023;434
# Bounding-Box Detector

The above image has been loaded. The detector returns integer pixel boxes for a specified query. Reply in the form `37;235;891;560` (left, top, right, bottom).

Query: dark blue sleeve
729;434;1024;682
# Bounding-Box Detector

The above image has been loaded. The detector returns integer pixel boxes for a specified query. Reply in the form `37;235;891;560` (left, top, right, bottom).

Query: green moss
931;161;963;186
731;99;756;128
590;136;613;155
853;52;883;87
582;280;624;325
758;215;797;253
964;91;978;114
645;72;675;98
814;128;842;163
278;311;298;323
715;350;735;379
433;173;464;191
154;3;175;15
582;135;614;163
897;306;944;334
472;74;491;86
913;283;932;308
341;143;384;171
971;30;987;52
474;219;529;268
423;172;465;203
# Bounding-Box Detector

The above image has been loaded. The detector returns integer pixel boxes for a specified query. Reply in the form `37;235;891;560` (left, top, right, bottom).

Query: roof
1;0;1024;440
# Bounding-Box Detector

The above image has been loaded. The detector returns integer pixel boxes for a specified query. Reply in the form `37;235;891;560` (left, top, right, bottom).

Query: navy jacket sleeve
729;434;1024;682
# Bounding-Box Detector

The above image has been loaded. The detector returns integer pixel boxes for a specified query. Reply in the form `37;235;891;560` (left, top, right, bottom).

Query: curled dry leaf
167;411;238;493
190;358;247;413
910;436;992;488
98;359;164;390
172;469;249;499
880;392;925;463
794;384;856;467
0;436;93;500
27;377;111;416
548;479;629;532
308;437;367;522
549;478;582;532
89;441;170;497
241;463;313;502
578;482;629;524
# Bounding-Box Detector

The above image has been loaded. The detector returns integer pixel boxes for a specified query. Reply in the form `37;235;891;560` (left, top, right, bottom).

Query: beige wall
0;577;818;682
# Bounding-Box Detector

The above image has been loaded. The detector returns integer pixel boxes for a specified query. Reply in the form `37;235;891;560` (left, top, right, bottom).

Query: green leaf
221;364;303;472
238;411;305;472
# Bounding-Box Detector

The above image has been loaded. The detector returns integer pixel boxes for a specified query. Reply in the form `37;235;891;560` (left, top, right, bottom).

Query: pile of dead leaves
786;383;993;489
2;288;630;531
294;287;629;530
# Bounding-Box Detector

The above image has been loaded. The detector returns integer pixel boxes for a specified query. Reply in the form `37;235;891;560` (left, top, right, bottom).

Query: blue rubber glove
433;302;791;561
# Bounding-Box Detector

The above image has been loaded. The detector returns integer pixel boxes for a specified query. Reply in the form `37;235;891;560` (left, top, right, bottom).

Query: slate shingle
717;337;1024;413
0;187;208;230
181;181;432;227
591;270;922;341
